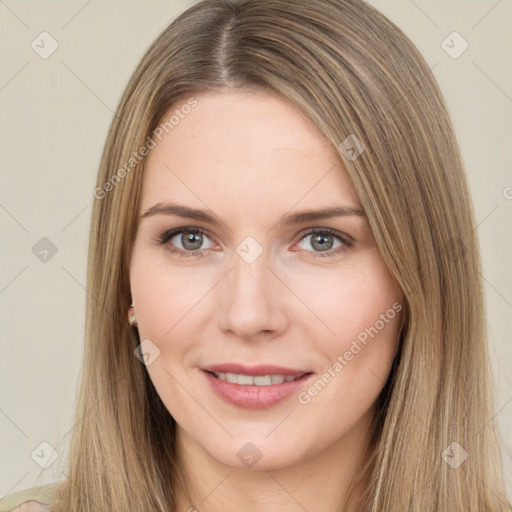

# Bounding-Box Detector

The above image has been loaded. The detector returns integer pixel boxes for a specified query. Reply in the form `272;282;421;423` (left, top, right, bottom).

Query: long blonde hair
51;0;511;510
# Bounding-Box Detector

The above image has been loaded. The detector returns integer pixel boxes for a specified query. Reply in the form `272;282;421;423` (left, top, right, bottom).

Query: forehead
141;89;359;211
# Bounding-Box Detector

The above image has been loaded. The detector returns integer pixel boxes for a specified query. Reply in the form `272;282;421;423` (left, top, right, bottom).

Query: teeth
237;374;254;385
213;372;303;386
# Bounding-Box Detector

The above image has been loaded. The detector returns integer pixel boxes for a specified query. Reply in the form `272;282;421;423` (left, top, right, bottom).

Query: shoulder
0;483;59;512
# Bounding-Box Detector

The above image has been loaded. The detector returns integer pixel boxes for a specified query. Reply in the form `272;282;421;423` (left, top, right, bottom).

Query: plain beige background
1;0;511;502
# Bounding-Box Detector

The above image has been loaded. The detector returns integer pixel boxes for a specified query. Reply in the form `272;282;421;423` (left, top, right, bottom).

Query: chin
198;433;313;471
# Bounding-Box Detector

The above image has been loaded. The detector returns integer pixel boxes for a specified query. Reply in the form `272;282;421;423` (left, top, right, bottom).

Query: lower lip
202;370;313;410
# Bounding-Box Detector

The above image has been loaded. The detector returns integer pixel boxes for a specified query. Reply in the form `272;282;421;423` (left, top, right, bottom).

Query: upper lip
202;363;312;377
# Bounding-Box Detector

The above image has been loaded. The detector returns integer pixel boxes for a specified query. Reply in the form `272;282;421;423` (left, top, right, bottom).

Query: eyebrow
140;202;365;226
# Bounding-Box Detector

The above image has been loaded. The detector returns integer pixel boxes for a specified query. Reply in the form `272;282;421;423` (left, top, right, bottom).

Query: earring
128;302;138;328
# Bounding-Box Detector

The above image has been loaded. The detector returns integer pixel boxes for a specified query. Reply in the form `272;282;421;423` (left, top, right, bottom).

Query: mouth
201;365;314;409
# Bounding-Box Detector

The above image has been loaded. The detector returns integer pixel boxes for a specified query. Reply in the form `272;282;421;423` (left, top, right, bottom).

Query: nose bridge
231;239;271;306
218;237;283;337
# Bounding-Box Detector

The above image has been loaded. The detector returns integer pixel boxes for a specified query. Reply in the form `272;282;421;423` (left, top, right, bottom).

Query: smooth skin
129;89;404;512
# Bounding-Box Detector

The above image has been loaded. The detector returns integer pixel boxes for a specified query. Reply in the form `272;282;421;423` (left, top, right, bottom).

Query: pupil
183;232;202;250
312;233;333;251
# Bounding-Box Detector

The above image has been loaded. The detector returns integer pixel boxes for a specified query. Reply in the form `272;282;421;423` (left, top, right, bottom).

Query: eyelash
155;226;353;259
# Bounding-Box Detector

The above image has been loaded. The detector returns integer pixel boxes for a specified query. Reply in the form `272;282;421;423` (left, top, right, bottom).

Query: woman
2;0;510;510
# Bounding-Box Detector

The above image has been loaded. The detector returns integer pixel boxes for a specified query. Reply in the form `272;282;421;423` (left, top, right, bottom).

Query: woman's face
129;89;404;470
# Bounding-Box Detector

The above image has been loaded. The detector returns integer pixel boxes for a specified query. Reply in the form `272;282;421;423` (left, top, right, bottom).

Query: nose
217;244;289;340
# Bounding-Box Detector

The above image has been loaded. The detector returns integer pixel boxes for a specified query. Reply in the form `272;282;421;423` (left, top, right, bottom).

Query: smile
202;369;314;409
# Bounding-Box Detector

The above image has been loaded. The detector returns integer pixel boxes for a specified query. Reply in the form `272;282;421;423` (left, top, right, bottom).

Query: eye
296;228;353;257
156;227;214;257
155;226;353;259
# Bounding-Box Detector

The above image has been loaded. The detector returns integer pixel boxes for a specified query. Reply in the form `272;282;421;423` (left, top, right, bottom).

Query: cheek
295;268;402;421
129;253;214;341
129;255;211;418
295;255;402;346
295;256;403;393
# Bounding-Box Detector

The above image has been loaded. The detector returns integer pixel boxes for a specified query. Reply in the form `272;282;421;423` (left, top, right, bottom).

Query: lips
201;363;314;409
